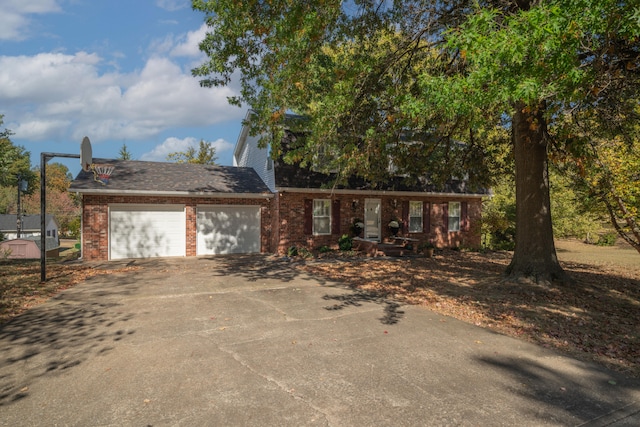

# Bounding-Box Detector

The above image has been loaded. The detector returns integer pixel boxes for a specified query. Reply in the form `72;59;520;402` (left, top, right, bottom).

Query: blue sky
1;0;246;176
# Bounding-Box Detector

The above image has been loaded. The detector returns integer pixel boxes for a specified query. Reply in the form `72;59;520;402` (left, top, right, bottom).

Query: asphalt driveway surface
1;255;639;426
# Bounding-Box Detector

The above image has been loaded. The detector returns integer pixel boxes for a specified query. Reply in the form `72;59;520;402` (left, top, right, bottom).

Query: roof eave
275;187;487;198
70;189;274;199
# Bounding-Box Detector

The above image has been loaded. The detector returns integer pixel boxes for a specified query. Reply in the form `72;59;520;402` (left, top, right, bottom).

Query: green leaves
191;0;639;200
445;3;588;107
166;140;218;164
0;116;34;189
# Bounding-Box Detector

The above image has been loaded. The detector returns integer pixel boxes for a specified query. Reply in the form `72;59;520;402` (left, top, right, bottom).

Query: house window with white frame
448;201;461;232
313;199;331;235
409;201;423;233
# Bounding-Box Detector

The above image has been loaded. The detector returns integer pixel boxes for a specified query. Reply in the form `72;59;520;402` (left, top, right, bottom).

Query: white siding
234;132;276;191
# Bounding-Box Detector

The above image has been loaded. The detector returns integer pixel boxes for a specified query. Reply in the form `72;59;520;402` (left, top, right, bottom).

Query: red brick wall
81;195;273;261
82;192;482;260
273;192;483;254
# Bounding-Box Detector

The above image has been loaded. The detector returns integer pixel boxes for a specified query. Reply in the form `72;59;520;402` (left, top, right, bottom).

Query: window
313;199;331;235
448;202;461;232
409;201;423;233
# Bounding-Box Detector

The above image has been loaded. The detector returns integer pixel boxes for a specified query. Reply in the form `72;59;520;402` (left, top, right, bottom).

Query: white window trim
409;201;423;233
313;199;332;235
448;201;461;232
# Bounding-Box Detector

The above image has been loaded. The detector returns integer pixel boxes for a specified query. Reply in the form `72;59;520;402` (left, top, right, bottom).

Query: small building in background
0;214;59;242
0;237;60;259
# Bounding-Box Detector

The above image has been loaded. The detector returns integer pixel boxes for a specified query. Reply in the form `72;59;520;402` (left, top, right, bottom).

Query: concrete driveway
1;255;638;426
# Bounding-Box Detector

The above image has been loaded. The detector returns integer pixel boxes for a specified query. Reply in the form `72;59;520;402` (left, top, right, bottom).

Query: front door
364;199;381;241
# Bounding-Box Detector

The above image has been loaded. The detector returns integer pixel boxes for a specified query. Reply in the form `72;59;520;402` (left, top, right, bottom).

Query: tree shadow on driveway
0;276;140;407
322;291;405;325
475;354;640;425
193;254;408;325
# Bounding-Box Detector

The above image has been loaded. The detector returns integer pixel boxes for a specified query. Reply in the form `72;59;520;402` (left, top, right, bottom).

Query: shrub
338;234;352;251
317;245;332;253
298;247;314;258
287;246;298;257
596;232;617;246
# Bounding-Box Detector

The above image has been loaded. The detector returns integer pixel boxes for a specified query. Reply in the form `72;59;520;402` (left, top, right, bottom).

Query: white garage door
197;206;261;255
109;204;186;260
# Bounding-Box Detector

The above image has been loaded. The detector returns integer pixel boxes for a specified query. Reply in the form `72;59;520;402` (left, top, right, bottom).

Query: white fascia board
233;110;255;166
72;189;274;199
276;187;486;198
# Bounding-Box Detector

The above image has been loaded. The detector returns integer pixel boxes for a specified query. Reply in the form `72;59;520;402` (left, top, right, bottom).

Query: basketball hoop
92;163;115;185
80;136;93;172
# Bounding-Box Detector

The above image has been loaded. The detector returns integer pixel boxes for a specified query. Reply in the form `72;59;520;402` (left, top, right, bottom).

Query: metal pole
16;177;21;238
40;154;47;283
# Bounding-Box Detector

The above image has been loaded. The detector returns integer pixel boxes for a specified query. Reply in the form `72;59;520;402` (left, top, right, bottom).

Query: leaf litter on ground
297;247;640;378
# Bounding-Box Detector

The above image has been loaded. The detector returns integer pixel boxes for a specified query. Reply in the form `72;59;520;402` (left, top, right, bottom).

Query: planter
425;248;435;258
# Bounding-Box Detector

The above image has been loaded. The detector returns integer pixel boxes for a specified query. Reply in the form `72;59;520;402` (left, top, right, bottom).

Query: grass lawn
1;238;638;378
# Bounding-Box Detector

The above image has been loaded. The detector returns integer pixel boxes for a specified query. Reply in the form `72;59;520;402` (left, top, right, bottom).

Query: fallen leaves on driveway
0;260;139;325
296;250;640;378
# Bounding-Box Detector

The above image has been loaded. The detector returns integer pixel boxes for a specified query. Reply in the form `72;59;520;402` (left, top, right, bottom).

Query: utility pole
16;175;27;238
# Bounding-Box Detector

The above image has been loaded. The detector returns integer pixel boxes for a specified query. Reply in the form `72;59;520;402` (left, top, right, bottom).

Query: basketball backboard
80;136;93;172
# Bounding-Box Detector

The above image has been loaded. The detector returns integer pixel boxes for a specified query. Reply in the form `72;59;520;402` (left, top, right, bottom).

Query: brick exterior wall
81;195;273;261
81;192;482;261
271;192;483;254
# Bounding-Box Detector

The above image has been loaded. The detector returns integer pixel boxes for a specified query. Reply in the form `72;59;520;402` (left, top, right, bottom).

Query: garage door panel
197;206;261;255
110;205;185;260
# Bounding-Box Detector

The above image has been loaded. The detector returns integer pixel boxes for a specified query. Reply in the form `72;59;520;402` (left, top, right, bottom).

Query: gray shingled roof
273;130;490;195
70;159;272;195
274;160;489;194
0;214;57;232
21;236;60;251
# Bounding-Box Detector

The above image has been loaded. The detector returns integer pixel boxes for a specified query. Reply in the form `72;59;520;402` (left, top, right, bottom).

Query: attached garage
109;204;186;260
197;205;261;255
71;159;273;261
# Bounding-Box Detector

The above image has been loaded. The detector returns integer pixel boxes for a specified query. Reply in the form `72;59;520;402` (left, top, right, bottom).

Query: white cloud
0;49;243;143
210;138;234;154
141;136;196;161
141;137;234;162
13;118;71;140
170;24;208;58
155;0;189;12
0;0;62;41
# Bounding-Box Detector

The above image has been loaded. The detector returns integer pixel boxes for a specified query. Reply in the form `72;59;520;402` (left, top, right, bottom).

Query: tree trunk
506;103;570;284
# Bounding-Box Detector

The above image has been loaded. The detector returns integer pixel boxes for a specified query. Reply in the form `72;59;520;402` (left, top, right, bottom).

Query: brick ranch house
71;120;487;261
234;112;489;255
70;160;273;261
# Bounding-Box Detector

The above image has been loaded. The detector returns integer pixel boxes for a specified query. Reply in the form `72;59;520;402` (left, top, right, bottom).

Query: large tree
0;115;35;190
22;163;80;237
0;116;37;214
192;0;639;283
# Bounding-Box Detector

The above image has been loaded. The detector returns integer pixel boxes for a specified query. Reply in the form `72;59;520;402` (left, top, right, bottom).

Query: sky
1;0;247;177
